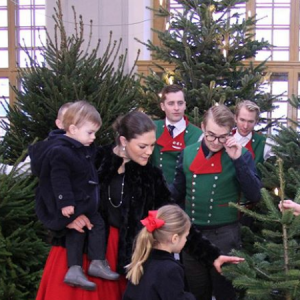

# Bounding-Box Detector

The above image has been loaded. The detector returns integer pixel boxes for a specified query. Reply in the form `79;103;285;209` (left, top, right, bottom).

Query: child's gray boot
64;265;96;291
88;259;120;280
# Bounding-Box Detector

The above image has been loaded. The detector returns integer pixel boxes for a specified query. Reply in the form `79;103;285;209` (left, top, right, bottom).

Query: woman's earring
122;146;126;151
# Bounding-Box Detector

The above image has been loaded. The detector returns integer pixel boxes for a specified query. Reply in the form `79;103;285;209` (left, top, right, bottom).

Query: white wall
46;0;152;73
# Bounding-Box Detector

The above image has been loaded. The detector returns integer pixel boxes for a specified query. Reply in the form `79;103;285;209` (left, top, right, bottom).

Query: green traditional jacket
244;131;266;165
152;119;202;184
182;142;248;227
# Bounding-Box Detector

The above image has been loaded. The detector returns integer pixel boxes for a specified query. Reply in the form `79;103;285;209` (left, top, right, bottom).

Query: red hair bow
140;210;165;233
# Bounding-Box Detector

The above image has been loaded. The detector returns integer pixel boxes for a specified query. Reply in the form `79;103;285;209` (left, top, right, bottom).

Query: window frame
0;0;46;106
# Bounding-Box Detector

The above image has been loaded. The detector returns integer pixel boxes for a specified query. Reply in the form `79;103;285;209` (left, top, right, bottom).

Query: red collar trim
156;117;189;152
189;147;223;174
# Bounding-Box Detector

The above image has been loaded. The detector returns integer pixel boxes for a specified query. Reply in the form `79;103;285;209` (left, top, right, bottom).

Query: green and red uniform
152;118;202;184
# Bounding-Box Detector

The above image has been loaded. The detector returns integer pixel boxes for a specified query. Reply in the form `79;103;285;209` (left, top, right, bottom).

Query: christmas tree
139;0;275;120
260;98;300;199
0;0;142;161
0;161;49;300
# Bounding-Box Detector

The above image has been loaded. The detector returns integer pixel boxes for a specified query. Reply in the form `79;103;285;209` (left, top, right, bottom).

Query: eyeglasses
205;133;230;144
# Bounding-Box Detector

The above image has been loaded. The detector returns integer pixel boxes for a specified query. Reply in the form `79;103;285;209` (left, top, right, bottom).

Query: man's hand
224;137;242;160
213;255;245;274
62;206;74;218
67;215;93;233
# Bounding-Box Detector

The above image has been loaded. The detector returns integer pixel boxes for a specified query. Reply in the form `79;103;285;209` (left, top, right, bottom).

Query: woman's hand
67;215;93;233
279;200;300;216
213;255;245;273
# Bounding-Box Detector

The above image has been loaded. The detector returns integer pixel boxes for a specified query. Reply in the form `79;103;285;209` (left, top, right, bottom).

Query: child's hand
62;206;75;218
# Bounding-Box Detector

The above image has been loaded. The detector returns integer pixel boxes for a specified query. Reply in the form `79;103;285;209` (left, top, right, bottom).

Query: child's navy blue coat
29;132;99;231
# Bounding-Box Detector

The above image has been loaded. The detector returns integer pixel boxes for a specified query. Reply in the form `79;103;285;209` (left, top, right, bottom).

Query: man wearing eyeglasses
170;104;261;300
152;84;202;184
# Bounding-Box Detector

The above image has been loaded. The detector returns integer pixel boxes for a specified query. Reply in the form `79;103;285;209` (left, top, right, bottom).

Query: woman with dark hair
36;111;243;300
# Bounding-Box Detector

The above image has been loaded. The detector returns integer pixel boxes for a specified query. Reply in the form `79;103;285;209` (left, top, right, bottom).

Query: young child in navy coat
29;100;119;291
123;205;196;300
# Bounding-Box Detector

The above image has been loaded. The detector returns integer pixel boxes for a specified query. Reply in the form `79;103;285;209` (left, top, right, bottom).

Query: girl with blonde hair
123;205;195;300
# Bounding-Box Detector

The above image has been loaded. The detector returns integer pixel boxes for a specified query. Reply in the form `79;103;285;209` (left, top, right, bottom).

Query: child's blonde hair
125;205;191;285
57;102;73;120
62;100;102;131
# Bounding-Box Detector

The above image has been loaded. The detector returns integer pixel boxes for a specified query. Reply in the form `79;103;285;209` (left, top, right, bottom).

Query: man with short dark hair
152;84;202;184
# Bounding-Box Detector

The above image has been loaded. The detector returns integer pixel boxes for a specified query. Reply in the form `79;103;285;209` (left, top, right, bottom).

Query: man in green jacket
233;100;273;165
152;84;202;184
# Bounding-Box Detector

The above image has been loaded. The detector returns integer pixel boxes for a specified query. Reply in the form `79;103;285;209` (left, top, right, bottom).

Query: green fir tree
0;161;49;300
260;96;300;199
139;0;275;121
0;0;142;162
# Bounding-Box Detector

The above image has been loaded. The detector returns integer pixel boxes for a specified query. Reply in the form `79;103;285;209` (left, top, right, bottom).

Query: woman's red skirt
36;227;127;300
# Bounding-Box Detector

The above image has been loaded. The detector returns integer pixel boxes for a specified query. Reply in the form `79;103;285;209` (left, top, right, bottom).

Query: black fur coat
96;145;221;274
96;145;171;273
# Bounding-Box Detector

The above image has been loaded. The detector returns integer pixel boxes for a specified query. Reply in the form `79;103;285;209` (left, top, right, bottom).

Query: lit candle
274;188;279;196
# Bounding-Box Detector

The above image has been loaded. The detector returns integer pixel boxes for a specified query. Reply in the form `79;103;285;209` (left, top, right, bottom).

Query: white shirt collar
165;117;186;137
234;130;253;147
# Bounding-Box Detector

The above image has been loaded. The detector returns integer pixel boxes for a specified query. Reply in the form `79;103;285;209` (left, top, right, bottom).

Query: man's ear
234;115;237;123
201;122;205;132
160;102;165;112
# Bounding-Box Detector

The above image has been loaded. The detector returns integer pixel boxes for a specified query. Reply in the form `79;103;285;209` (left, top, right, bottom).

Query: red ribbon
140;211;165;233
